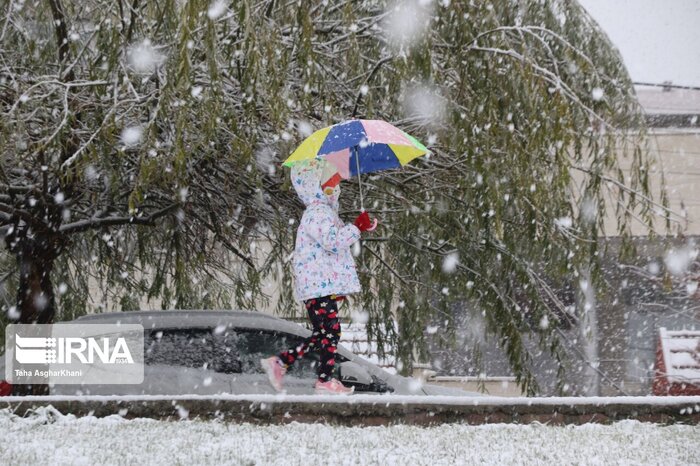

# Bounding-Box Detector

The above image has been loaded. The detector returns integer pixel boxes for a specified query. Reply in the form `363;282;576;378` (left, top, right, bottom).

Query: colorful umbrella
283;119;429;209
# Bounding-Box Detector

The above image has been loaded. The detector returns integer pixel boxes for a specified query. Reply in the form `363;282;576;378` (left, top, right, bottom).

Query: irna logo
15;334;134;365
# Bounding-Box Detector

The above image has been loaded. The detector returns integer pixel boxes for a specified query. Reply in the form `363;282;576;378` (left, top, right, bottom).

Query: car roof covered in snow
74;310;311;338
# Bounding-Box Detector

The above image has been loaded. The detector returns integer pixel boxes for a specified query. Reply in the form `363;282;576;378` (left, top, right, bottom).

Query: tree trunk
16;238;57;325
8;232;59;396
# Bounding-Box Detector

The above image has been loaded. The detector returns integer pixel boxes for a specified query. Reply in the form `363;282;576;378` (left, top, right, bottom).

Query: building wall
594;129;700;237
648;129;699;234
600;128;700;395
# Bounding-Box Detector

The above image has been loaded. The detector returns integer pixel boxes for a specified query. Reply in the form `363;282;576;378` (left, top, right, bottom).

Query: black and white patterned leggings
278;294;342;382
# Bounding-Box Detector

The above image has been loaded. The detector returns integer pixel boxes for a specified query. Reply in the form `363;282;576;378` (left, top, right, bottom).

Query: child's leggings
277;294;343;382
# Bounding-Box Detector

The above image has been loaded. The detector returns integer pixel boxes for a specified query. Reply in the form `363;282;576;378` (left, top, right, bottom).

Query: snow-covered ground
0;407;698;465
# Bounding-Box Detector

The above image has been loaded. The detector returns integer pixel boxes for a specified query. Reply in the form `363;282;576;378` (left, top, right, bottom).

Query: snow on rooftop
659;328;700;383
635;85;700;115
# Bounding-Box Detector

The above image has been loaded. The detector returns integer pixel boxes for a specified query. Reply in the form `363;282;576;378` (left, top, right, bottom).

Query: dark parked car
0;311;481;396
2;310;478;397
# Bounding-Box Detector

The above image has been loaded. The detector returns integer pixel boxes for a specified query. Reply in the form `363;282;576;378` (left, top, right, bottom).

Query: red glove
354;211;378;232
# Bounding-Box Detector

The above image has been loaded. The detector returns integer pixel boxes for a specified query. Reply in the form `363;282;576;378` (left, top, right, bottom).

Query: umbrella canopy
283;119;429;179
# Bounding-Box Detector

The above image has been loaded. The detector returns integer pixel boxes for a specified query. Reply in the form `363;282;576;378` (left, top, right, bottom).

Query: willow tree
0;0;666;393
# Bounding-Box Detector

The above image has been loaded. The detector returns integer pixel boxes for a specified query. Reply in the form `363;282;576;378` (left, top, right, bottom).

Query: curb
2;395;700;425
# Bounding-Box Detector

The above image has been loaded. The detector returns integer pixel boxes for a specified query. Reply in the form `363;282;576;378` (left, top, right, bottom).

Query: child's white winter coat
291;160;361;301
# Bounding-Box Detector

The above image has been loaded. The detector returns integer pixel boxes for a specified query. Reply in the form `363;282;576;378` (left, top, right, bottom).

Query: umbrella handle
366;218;378;232
354;146;364;212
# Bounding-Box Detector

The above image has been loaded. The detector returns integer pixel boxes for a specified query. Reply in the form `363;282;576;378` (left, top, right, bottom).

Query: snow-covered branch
59;204;180;233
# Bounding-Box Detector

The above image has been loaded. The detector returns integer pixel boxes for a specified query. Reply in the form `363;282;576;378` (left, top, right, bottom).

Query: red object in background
0;381;12;397
652;328;700;396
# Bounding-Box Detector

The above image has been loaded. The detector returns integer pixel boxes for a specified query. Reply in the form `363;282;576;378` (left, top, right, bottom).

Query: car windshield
144;327;347;378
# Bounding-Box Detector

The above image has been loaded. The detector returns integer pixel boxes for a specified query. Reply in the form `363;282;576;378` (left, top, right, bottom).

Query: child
261;159;376;395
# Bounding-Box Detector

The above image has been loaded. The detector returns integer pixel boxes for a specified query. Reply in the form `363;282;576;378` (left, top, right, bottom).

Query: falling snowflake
407;377;423;393
442;252;459;273
296;120;313;137
84;165;99;181
256;147;277;176
190;86;203;98
402;84;446;127
591;87;604;101
555;217;573;229
7;306;20;320
126;40;165;75
176;405;189;420
207;0;227;20
664;246;698;276
383;0;433;49
648;261;661;275
121;126;143;147
33;293;48;311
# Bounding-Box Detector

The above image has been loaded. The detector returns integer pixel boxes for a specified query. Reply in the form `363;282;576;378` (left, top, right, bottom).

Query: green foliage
0;0;664;392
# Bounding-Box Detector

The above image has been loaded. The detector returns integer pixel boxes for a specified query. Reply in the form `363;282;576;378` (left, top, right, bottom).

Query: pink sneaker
314;378;354;395
260;356;286;392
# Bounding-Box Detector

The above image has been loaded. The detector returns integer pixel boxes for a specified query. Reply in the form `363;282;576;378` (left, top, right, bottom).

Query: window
144;327;348;377
145;329;242;374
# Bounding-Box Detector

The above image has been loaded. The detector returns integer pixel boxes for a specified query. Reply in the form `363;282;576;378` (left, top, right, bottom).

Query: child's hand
354;211;378;232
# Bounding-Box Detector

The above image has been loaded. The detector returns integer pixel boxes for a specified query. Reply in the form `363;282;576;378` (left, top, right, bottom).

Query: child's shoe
260;356;286;392
314;378;354;395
